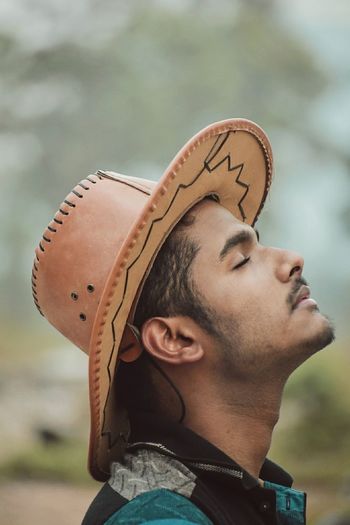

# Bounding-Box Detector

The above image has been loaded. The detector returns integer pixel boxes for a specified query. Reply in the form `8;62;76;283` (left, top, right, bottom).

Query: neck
181;375;286;479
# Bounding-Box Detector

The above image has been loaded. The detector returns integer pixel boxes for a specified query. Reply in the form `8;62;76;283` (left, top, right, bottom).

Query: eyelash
233;256;251;270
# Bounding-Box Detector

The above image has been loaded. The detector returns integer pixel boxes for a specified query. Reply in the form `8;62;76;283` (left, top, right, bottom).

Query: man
32;119;334;525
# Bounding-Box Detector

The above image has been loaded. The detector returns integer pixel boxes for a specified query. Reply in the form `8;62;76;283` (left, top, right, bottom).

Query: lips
293;285;311;309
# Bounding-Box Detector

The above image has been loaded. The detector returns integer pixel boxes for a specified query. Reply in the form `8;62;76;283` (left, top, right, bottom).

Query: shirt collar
127;410;293;490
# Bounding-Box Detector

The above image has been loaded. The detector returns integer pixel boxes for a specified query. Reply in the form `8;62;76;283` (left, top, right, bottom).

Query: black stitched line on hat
53;217;63;225
204;131;230;165
64;199;75;208
72;190;83;198
201;132;249;222
59;208;69;216
34;301;43;315
235;167;249;222
47;225;57;233
97;171;152;196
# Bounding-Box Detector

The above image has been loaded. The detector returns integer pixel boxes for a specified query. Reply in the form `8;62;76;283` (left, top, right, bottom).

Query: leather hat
32;118;273;481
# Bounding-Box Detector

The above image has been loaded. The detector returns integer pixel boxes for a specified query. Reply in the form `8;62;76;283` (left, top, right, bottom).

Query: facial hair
204;285;336;384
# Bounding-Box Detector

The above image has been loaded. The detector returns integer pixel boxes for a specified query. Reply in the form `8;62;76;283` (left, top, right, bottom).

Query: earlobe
141;317;204;365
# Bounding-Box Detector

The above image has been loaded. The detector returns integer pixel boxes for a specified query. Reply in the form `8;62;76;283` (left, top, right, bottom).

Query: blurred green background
0;0;349;524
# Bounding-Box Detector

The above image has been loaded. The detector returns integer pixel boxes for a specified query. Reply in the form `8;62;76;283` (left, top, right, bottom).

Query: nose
272;247;304;283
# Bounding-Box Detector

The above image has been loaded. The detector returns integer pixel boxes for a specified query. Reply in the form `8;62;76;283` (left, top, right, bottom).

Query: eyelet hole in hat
71;292;79;301
87;284;95;293
80;313;86;321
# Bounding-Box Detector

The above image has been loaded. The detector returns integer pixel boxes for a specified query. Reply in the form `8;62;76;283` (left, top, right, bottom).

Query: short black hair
133;205;219;337
118;199;220;414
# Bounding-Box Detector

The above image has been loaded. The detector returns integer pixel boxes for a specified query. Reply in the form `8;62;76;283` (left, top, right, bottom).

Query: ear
141;316;204;365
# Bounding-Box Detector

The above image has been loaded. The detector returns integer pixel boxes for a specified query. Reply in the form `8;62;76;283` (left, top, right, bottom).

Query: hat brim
88;118;273;480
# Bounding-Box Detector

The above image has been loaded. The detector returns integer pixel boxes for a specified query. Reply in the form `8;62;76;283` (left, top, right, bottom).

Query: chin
302;311;335;355
281;314;335;374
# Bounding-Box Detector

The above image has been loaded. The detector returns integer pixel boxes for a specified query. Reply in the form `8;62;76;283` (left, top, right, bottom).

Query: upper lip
293;285;311;309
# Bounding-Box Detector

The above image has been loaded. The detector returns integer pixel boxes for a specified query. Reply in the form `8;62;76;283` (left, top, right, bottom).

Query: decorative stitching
32;176;101;318
201;132;251;221
64;199;76;208
97;170;152;196
72;190;83;198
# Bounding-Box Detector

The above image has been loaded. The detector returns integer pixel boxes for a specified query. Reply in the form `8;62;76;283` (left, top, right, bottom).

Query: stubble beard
287;278;336;359
294;311;335;358
193;276;336;386
205;307;336;385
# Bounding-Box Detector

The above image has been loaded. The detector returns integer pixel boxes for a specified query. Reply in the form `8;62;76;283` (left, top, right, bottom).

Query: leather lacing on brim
31;173;103;316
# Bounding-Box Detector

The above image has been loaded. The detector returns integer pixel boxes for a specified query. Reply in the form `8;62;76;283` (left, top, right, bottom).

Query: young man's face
187;199;334;379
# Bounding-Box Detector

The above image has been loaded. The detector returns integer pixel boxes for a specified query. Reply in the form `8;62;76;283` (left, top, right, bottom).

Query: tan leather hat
32;118;273;481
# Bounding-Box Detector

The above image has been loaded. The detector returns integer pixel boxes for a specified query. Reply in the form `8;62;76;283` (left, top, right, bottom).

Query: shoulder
103;488;213;525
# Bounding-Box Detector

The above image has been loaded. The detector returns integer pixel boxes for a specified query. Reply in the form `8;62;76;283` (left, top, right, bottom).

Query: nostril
290;265;302;277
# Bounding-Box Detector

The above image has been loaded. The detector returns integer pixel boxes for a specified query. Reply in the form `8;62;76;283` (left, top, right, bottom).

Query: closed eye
233;256;251;270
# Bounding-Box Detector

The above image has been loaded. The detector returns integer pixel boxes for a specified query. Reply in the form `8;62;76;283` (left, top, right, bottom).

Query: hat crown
32;171;155;353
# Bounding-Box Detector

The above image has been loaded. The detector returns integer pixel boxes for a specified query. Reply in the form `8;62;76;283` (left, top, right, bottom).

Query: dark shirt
82;412;306;525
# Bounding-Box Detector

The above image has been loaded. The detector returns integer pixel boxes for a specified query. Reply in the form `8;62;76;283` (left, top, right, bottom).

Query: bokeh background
1;0;350;524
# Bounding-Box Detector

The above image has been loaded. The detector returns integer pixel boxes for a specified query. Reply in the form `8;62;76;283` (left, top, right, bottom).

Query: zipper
126;441;243;480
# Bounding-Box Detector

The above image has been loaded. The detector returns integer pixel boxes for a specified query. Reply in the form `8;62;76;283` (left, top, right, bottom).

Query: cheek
214;274;278;311
214;277;289;335
198;262;289;327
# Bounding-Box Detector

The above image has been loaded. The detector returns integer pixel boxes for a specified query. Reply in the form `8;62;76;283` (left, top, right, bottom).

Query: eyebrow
219;228;260;262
